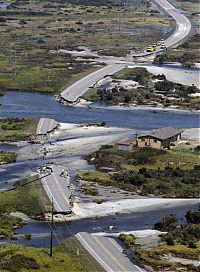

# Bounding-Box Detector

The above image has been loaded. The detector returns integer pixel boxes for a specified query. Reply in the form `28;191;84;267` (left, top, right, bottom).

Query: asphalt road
76;232;146;272
59;0;191;103
154;0;191;48
36;118;59;135
60;64;126;102
40;164;72;214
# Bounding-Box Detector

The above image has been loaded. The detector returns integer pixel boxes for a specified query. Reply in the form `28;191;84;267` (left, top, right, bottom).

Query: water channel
0;65;199;247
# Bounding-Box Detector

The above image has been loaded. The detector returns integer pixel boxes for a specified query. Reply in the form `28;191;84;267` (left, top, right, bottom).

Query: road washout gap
58;0;192;104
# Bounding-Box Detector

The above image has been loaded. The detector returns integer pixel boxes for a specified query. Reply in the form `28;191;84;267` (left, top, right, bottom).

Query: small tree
188;241;197;249
165;236;175;246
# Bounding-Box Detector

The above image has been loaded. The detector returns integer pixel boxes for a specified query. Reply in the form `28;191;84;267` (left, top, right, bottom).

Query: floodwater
0;65;199;247
0;91;199;130
15;201;199;248
0;143;21;152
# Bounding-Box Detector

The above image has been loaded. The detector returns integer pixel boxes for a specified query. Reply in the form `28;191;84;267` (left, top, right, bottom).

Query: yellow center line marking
92;235;127;272
52;171;70;206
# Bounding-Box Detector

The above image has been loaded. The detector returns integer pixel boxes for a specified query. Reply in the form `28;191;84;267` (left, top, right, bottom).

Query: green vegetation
0;215;24;239
0;237;105;272
78;145;200;197
154;0;200;66
120;209;200;271
0;0;171;94
0;175;50;239
113;67;152;84
119;233;136;247
78;170;113;186
0;175;49;218
0;151;18;164
154;34;200;66
83;67;199;110
81;184;99;196
154;34;200;67
0;118;38;141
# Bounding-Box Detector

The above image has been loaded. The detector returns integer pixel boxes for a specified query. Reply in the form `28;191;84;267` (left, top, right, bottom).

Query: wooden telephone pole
50;197;54;257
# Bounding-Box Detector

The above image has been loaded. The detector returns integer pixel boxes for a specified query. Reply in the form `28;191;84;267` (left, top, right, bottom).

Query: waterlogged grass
0;239;105;272
0;215;24;239
136;242;200;271
0;118;38;142
0;151;18;164
81;184;99;196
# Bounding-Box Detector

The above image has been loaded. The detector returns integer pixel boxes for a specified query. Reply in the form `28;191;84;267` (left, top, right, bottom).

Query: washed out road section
40;164;72;214
60;64;125;103
36;118;59;135
60;0;192;102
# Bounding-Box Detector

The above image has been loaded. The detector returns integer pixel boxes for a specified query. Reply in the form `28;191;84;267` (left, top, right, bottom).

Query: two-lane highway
76;232;146;272
60;64;125;103
40;164;72;214
59;0;192;103
154;0;191;48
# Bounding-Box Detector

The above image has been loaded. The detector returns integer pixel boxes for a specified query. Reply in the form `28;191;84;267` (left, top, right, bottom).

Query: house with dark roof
137;127;183;149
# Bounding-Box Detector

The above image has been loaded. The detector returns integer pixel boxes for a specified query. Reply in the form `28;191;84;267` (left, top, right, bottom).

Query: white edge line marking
77;233;113;272
42;175;62;211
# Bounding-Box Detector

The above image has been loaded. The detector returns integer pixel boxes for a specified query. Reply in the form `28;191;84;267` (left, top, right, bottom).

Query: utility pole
50;197;54;257
14;43;17;78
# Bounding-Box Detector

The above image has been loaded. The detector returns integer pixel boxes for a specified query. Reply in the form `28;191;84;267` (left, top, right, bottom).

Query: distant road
154;0;191;48
60;64;125;103
76;232;146;272
36;118;59;135
60;0;191;103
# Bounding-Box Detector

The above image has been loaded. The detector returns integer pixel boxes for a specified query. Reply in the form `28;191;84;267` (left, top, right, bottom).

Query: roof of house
138;127;184;141
116;140;133;146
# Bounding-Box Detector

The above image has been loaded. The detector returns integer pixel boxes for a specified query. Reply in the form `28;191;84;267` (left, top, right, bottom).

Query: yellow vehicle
146;47;155;52
156;41;161;46
160;44;166;49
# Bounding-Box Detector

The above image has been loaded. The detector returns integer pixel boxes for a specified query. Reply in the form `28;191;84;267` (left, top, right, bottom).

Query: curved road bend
60;64;125;103
154;0;191;48
60;0;191;103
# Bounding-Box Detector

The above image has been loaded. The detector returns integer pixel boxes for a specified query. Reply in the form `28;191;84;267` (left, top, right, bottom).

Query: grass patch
0;151;18;164
0;175;50;219
81;184;99;196
0;215;24;239
0;0;171;95
113;67;152;84
0;118;38;142
120;209;200;271
0;238;105;272
82;88;98;101
78;170;113;186
83;146;200;197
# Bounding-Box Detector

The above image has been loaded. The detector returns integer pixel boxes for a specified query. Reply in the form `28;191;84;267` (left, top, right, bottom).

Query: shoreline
74;98;200;114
